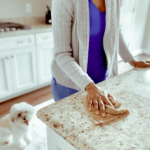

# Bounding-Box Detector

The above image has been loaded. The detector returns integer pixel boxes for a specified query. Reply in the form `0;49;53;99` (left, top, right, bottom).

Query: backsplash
0;17;45;25
0;0;52;19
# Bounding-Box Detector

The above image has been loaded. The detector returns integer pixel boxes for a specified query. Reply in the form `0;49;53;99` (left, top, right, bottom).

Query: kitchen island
37;68;150;150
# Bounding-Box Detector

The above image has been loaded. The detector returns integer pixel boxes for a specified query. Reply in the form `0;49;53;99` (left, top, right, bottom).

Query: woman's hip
51;77;79;102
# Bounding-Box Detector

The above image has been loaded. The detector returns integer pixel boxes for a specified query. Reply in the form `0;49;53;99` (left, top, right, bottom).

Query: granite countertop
37;68;150;150
0;24;52;38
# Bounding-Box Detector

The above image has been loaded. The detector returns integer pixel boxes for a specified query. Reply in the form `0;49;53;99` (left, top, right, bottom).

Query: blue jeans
51;77;79;102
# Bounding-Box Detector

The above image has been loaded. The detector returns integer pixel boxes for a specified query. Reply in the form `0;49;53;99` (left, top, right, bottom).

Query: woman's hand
129;60;150;68
85;82;117;118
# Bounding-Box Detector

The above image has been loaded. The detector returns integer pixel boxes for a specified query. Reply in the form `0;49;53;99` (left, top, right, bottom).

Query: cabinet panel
0;35;35;52
0;51;13;100
37;44;54;84
36;32;54;45
10;47;37;93
47;127;77;150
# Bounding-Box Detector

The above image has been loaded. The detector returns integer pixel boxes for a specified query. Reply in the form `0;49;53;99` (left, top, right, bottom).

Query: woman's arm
119;27;135;63
52;0;94;91
118;0;135;63
119;27;150;67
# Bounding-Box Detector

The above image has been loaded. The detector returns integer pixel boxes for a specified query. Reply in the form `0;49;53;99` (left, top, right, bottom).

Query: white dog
0;102;34;149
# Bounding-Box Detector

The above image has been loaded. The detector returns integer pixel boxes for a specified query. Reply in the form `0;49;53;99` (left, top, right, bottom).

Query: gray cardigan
51;0;134;92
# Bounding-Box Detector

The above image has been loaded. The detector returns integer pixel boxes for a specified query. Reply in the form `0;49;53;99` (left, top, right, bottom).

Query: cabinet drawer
0;35;35;51
36;32;54;45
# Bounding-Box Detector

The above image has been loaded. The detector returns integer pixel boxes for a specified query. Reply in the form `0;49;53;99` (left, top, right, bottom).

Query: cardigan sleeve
118;0;134;62
52;0;94;91
119;27;134;62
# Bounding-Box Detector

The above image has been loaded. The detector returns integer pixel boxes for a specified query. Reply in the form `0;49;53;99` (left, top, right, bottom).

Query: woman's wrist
129;60;137;67
85;82;96;91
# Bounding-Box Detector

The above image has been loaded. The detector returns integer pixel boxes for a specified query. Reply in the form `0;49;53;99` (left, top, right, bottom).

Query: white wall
0;0;52;18
119;0;150;58
142;1;150;53
130;0;149;54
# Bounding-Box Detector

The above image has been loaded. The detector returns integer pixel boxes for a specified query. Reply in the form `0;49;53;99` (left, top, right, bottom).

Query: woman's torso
53;0;108;84
51;0;121;91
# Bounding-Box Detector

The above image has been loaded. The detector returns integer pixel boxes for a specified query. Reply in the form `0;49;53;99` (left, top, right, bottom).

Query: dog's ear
10;114;14;123
11;117;14;123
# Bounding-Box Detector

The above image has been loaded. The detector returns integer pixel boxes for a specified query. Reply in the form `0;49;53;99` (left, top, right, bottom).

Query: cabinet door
0;52;13;100
37;44;54;85
10;47;37;93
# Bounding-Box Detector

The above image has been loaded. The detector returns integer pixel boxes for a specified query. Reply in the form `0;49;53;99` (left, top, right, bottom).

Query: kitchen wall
129;0;150;56
0;0;52;18
142;1;150;54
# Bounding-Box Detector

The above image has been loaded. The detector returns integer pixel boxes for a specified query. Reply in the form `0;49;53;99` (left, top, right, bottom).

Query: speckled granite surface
37;68;150;150
0;24;52;38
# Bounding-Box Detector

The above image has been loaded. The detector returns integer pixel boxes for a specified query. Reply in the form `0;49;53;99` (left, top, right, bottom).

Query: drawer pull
11;55;14;58
5;57;9;59
43;37;49;40
17;41;24;44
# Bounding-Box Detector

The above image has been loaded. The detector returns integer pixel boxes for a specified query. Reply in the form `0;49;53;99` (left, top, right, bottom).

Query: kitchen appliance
0;22;31;32
45;6;52;25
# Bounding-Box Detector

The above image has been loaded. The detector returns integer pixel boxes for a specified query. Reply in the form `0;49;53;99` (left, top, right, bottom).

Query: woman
51;0;150;118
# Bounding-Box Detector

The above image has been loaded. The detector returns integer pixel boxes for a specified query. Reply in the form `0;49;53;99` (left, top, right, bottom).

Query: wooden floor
0;54;150;119
0;86;53;118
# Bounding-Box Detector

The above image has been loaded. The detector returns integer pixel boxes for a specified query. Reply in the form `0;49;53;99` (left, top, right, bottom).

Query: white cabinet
0;51;13;100
0;34;38;102
36;32;54;85
0;47;37;101
36;32;54;45
10;47;37;93
0;32;54;102
0;35;34;52
37;44;54;84
47;127;77;150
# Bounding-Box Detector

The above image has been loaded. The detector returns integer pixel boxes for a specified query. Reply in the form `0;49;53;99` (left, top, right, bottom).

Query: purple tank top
87;0;107;83
53;0;107;83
